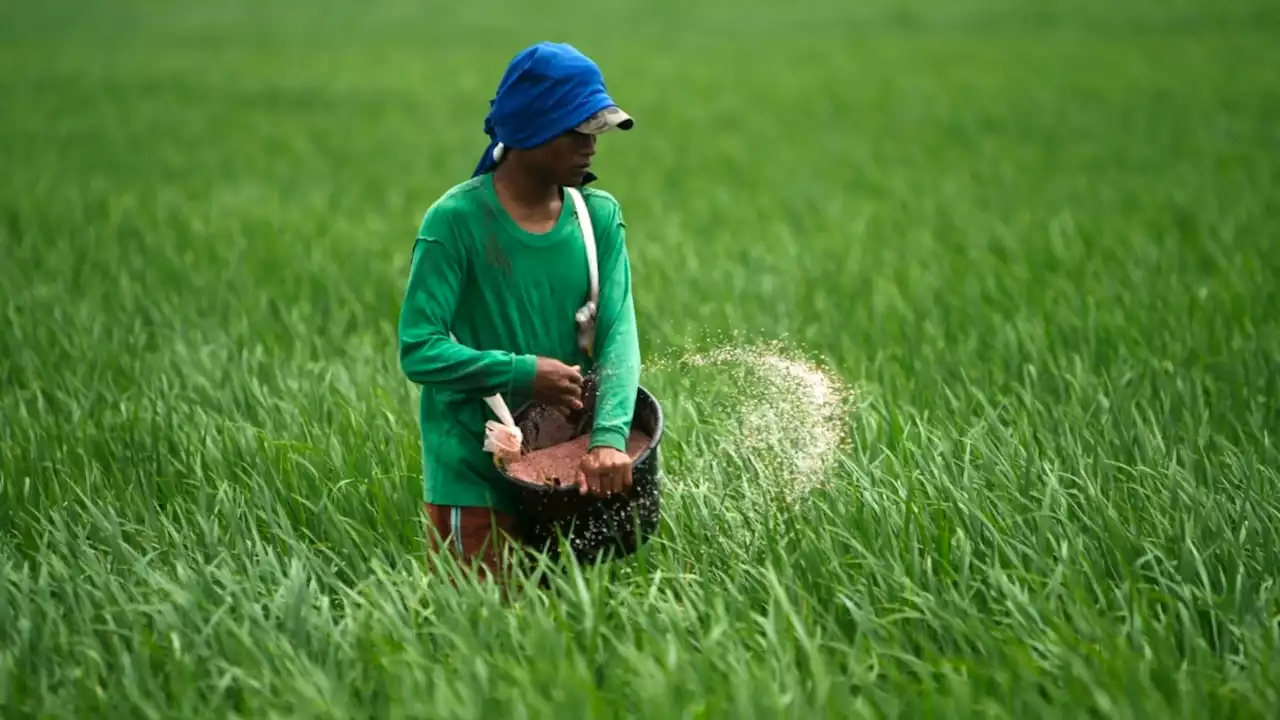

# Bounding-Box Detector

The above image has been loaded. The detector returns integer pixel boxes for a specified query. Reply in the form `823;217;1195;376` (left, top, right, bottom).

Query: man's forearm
588;250;641;452
589;322;640;451
399;331;537;397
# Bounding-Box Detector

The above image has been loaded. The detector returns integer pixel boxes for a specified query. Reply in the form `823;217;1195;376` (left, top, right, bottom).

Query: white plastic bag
481;396;523;465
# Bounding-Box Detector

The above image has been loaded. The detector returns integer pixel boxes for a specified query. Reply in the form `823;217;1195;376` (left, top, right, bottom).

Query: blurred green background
2;0;1279;717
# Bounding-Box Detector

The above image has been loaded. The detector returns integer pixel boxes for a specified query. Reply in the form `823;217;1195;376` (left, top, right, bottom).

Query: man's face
529;130;598;187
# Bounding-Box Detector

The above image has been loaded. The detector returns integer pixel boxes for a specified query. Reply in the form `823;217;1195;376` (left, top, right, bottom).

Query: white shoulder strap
565;186;598;307
565;186;600;357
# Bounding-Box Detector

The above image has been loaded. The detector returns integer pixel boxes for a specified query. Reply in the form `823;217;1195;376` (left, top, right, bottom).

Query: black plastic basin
497;376;664;565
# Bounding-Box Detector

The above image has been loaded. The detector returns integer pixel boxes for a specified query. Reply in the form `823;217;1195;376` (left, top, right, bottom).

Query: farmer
397;41;642;582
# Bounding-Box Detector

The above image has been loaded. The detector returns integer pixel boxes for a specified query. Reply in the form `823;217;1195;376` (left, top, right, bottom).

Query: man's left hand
577;446;633;497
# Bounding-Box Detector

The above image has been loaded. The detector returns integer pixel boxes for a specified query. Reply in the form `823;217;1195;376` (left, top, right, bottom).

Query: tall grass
3;0;1279;716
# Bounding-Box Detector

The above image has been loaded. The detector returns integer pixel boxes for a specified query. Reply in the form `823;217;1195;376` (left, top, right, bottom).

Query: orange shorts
423;503;524;584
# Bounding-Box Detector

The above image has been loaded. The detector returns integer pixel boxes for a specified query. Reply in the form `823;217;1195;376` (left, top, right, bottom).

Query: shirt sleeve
397;206;538;397
586;197;641;452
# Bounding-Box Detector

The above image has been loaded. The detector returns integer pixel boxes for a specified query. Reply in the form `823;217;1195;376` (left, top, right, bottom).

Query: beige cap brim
575;106;635;135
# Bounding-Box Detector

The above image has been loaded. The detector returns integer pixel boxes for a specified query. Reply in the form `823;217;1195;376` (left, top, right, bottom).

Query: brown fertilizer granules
506;430;652;487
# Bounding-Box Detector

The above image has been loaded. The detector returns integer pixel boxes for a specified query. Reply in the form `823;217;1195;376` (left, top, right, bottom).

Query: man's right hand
532;358;583;411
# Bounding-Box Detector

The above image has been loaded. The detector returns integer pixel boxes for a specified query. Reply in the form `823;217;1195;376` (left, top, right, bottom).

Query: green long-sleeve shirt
397;173;641;513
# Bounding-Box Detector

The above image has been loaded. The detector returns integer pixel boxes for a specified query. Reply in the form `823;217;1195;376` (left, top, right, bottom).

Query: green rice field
2;0;1279;716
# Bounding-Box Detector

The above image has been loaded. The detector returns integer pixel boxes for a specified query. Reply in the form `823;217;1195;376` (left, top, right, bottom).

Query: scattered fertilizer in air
652;338;859;502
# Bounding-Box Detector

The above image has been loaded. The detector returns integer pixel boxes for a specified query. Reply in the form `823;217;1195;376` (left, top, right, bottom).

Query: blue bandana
471;42;631;185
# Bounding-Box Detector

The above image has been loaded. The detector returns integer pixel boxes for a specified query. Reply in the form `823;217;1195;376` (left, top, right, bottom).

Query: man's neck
491;161;562;234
